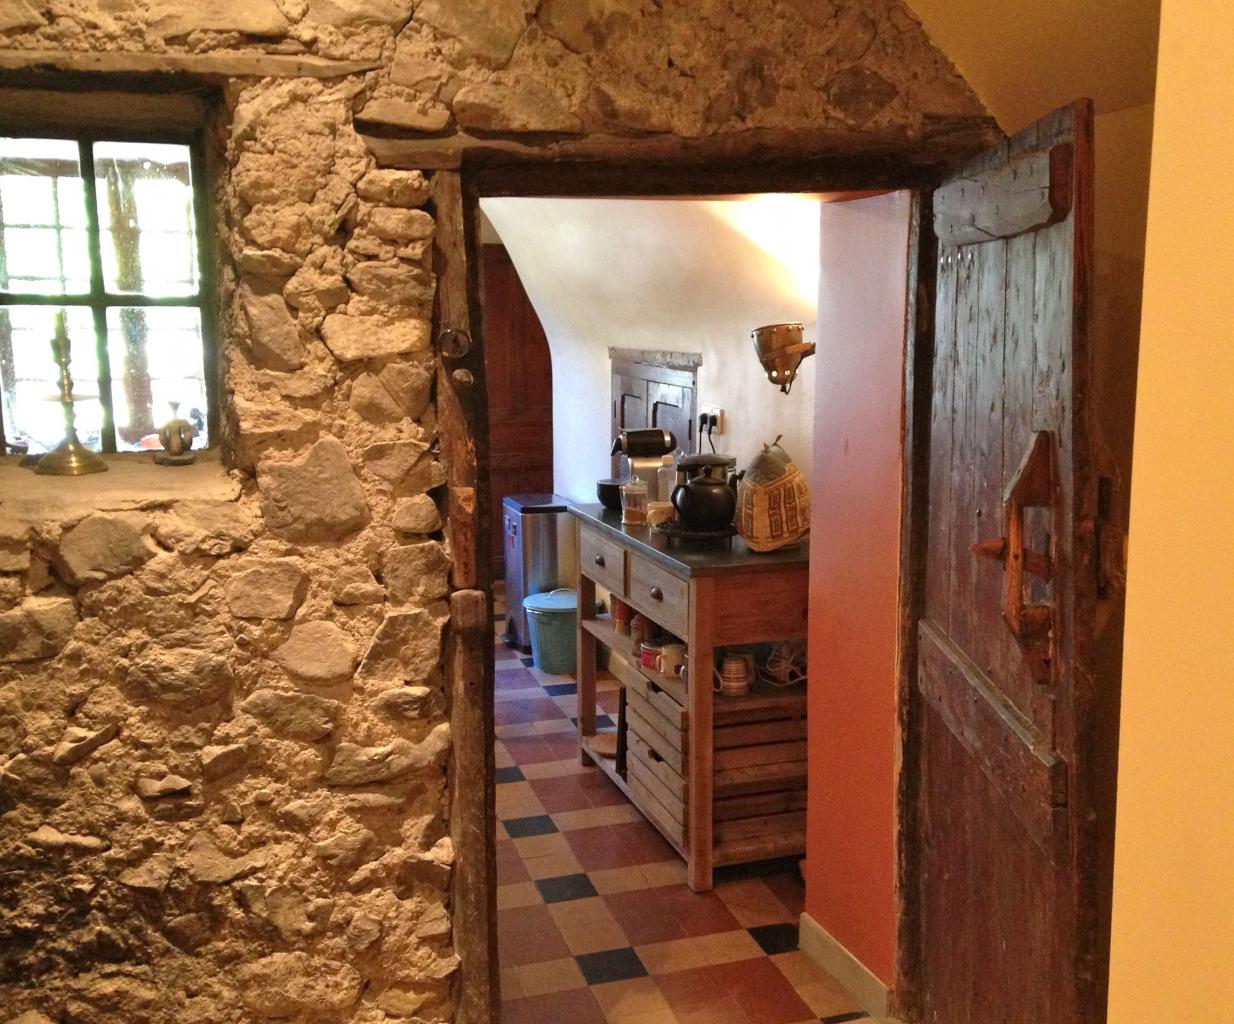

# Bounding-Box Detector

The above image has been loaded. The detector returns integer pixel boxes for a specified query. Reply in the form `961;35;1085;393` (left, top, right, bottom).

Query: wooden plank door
481;245;553;575
911;101;1114;1024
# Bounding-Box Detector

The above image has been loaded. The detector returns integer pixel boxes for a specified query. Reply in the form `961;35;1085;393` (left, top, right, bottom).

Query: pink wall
805;190;912;986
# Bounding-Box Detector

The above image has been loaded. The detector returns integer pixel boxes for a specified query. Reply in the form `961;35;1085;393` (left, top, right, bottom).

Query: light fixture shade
752;322;816;394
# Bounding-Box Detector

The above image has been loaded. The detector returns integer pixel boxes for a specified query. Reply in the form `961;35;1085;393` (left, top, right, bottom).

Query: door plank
917;618;1067;849
925;243;958;626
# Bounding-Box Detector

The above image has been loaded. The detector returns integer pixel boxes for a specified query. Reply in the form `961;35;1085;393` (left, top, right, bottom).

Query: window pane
105;306;208;452
0;138;91;295
94;141;198;298
0;305;102;453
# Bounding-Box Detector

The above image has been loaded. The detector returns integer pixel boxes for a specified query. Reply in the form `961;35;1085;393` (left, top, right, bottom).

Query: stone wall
0;2;989;1022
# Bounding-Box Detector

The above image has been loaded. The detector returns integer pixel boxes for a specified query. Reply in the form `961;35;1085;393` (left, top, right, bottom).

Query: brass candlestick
34;312;108;476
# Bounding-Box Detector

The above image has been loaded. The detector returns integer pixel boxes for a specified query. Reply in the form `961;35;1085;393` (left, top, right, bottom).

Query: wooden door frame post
436;169;499;1024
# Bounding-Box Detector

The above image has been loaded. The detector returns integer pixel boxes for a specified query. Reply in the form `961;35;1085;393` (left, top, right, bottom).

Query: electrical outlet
702;406;725;435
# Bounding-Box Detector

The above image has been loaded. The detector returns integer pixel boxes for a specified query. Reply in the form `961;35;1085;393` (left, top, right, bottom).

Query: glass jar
620;479;648;525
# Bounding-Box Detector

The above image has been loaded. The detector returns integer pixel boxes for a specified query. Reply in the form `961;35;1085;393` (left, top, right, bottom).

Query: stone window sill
0;450;241;520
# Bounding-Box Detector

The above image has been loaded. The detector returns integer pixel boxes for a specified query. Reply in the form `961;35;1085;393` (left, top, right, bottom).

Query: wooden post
435;173;496;1023
686;576;716;892
448;589;497;1024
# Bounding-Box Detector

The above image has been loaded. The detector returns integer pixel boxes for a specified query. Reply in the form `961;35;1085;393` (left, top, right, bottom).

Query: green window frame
0;129;217;455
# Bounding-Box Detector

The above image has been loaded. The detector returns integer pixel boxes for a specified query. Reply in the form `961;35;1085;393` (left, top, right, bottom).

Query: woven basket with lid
736;438;810;552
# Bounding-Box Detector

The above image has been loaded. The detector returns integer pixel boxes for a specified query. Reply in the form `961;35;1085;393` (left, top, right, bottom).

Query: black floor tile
820;1013;870;1023
575;947;647;986
535;872;598;904
520;657;535;668
543;682;577;696
748;922;799;955
495;766;525;785
503;814;559;839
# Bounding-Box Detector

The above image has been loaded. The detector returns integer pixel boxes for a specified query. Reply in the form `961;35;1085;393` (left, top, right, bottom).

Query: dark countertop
569;503;809;579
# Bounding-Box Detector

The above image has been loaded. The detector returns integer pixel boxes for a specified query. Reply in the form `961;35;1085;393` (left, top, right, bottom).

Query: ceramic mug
713;651;755;697
640;640;664;670
654;643;686;677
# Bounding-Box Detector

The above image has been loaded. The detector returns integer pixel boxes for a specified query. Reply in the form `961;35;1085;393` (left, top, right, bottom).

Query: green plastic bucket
523;588;578;674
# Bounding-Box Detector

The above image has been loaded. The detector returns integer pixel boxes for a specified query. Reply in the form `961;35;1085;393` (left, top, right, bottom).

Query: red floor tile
604;888;689;944
495;696;570;726
497;904;572;967
500;735;558;765
656;884;744;937
660;958;815;1024
495;666;539;690
529;775;595;813
496;839;529;884
565;821;679;870
500;987;607;1024
656;963;752;1024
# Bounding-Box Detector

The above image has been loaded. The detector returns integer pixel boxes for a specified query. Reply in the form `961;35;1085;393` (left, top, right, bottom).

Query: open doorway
476;190;869;1024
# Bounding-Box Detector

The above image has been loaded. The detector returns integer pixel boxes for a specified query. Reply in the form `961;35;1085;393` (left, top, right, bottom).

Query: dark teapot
671;454;738;531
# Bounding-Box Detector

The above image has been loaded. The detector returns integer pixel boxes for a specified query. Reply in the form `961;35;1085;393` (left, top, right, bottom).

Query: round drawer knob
594;554;605;567
650;586;663;601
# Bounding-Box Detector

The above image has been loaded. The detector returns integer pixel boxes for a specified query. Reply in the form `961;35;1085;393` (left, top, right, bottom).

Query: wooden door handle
970;431;1057;646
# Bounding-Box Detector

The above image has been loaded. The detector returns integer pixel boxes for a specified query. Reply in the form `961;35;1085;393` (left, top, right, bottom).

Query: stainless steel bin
502;494;578;652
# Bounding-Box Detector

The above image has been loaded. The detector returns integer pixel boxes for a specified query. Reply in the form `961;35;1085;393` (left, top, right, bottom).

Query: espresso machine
611;428;676;499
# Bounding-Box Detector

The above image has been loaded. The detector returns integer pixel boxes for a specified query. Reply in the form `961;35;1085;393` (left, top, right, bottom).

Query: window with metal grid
0;133;214;455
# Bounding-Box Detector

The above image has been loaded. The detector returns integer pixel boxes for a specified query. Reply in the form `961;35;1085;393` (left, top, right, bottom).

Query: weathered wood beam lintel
0;48;381;80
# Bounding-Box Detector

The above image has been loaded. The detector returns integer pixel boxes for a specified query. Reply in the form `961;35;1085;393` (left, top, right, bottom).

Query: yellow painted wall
1106;1;1234;1018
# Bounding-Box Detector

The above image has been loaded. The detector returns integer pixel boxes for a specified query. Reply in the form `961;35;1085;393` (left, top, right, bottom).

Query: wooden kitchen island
570;504;809;892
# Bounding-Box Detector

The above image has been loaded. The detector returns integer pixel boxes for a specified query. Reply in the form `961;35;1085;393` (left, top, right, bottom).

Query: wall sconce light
752;322;816;394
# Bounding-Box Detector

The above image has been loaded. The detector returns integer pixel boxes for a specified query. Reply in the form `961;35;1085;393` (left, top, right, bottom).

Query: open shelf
582;613;807;717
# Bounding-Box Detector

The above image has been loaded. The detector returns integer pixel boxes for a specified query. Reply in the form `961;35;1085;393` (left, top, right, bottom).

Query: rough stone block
306;0;413;26
392;495;442;534
0;0;46;33
241;688;342;741
321;313;432;362
272;620;358;683
331;565;385;605
148;0;289;38
118;853;175;893
26;824;109;854
366;207;435;243
155;500;258;556
349;372;405;424
346;260;435;307
359;608;443;683
0;597;78;663
357;97;451;133
284;263;350;312
356;169;430;208
380;542;450;603
370;685;435;720
0;516;31;572
454;79;582;133
257;437;370;541
379;360;434;420
237;952;362;1019
240;281;307;372
182;833;268;884
52;723;120;766
134;774;192;799
223;559;309;620
128;645;233;709
55;513;157;585
238;247;304;279
414;0;530;67
200;743;249;781
324;723;449;784
361;438;431;483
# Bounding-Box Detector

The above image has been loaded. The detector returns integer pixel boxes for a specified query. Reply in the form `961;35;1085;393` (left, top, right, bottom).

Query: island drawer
580;526;626;595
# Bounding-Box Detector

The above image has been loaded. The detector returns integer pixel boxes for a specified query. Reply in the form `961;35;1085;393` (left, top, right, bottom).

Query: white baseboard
798;911;902;1023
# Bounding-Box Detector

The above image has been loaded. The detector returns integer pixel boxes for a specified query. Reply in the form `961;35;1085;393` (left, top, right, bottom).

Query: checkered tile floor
494;602;870;1024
